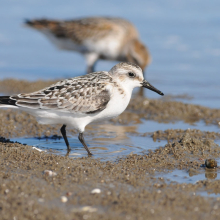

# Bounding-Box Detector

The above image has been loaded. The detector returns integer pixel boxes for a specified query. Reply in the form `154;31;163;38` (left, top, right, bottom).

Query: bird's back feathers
0;72;113;114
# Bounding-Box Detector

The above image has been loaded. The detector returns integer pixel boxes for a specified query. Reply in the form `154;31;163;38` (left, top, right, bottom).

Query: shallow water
11;120;168;161
156;166;220;185
156;163;220;197
138;119;220;133
11;119;220;162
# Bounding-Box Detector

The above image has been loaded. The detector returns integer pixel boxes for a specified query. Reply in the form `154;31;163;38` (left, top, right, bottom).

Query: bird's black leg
60;124;71;153
85;52;98;74
78;133;93;156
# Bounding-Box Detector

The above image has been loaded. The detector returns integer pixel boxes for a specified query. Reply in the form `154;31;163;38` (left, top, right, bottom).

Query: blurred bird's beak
141;80;164;96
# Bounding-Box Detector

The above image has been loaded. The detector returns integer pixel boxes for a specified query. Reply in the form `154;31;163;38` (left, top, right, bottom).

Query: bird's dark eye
128;72;136;78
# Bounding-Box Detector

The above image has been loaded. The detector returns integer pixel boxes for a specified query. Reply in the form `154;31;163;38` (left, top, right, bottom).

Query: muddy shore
0;79;220;220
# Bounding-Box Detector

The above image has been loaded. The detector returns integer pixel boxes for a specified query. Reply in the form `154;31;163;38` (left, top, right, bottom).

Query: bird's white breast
95;85;130;120
84;36;123;59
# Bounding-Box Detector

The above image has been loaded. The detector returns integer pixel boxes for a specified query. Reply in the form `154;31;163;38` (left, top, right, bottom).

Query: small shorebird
0;62;163;155
25;17;151;74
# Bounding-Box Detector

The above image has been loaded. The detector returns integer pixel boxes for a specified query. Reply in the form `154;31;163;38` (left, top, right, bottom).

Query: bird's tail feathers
24;19;59;30
0;96;17;108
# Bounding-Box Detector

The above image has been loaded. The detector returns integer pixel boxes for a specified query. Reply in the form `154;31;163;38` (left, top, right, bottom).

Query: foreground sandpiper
0;62;163;155
25;17;151;73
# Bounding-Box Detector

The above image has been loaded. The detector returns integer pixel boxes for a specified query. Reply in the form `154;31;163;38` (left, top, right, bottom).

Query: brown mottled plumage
10;72;114;114
25;17;151;73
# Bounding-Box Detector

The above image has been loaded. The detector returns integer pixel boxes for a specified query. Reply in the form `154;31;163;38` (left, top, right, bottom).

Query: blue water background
0;0;220;107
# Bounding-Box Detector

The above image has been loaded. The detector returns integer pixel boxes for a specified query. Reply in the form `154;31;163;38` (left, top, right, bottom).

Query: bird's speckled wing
26;17;138;44
10;72;113;114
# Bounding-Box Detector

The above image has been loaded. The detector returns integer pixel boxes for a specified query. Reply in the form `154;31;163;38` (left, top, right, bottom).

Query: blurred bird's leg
137;87;144;96
136;70;146;97
85;53;99;74
87;65;95;74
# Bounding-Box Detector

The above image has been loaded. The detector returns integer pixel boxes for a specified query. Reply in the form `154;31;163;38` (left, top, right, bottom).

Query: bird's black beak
141;80;164;96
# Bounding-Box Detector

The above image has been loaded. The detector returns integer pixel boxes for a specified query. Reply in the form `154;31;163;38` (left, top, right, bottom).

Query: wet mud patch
127;96;220;125
150;128;220;142
119;130;220;172
0;78;57;95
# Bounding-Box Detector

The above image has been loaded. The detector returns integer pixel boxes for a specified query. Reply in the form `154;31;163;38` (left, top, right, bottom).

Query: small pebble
43;170;57;177
188;168;199;176
61;196;68;203
32;147;44;152
38;198;44;203
205;159;217;168
81;206;97;212
143;100;149;106
66;192;72;196
91;188;101;194
4;189;9;194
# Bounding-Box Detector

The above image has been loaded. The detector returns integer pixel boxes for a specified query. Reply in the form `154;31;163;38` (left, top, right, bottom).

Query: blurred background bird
25;17;151;75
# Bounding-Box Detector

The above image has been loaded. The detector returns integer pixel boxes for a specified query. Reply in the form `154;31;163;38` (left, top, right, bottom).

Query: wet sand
1;79;220;219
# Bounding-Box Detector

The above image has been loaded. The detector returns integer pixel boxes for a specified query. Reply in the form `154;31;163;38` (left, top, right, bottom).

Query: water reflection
157;166;220;184
10;119;220;160
205;169;218;180
10;119;166;160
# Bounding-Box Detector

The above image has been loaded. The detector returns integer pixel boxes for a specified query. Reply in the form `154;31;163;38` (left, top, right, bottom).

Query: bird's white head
109;62;164;96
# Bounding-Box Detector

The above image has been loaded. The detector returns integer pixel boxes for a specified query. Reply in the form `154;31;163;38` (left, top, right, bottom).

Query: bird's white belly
41;30;123;59
85;36;122;59
22;108;94;132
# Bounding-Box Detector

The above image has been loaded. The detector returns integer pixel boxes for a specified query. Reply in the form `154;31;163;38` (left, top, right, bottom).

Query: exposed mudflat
1;79;220;220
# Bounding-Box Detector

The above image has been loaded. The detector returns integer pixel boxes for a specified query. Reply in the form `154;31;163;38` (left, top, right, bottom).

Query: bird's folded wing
63;19;114;43
27;18;115;43
10;77;111;114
